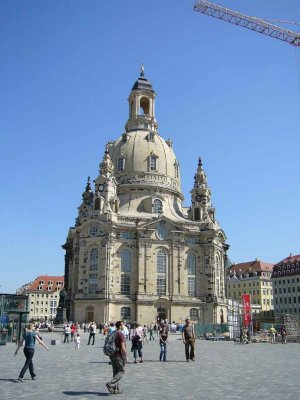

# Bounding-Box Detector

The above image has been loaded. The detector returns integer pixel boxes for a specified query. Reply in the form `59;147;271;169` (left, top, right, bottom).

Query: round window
157;225;168;240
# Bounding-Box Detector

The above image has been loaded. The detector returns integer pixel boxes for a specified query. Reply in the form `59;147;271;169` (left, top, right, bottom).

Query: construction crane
194;0;300;46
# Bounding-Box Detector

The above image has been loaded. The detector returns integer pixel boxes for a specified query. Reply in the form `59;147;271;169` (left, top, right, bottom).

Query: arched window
187;253;196;297
146;132;155;142
194;208;200;221
88;274;97;294
121;249;131;272
187;254;196;275
157;250;167;273
90;248;98;271
190;308;199;321
89;225;98;236
157;250;167;296
150;155;157;171
118;158;125;172
121;306;131;320
153;199;162;214
120;274;130;295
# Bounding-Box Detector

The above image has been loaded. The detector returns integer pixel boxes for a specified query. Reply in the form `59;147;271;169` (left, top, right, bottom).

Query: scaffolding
283;314;300;338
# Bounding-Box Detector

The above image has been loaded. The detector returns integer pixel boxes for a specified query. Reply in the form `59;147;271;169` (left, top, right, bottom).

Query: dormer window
152;199;162;214
149;155;157;171
146;132;155;142
118;157;125;172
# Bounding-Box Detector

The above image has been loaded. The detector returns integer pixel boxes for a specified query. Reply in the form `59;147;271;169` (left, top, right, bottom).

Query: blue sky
1;0;299;293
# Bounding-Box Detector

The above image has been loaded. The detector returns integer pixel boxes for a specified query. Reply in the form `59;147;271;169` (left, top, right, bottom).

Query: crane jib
194;0;300;47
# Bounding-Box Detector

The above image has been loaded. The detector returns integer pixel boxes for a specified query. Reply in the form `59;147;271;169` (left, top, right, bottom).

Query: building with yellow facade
227;260;274;322
17;275;64;322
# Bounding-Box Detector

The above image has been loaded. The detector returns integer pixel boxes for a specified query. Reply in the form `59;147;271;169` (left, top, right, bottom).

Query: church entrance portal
86;306;94;322
157;307;167;322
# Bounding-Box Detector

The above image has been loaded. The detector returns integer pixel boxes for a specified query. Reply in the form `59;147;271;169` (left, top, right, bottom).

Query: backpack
103;331;117;356
131;334;141;344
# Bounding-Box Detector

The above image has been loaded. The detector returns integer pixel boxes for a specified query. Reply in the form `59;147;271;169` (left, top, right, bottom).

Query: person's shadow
63;391;109;397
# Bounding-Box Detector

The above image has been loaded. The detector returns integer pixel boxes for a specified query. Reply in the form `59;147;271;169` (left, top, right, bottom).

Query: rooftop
25;275;64;292
228;260;273;274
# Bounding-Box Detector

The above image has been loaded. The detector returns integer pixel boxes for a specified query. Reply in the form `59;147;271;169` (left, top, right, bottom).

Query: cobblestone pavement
1;331;299;400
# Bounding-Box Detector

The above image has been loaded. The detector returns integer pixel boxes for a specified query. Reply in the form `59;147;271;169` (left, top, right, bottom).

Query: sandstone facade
63;68;228;325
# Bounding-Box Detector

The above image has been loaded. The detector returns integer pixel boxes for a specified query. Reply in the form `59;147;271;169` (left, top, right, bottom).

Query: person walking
106;321;127;395
182;319;195;362
16;323;49;382
131;331;143;363
87;322;97;345
103;324;109;340
70;323;76;342
279;325;287;344
149;323;155;341
241;326;249;344
108;322;116;335
142;325;148;344
121;324;129;340
75;333;81;349
64;324;71;343
269;325;276;344
159;324;168;362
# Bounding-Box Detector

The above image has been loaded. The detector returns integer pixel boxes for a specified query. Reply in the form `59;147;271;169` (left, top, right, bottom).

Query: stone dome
109;130;182;197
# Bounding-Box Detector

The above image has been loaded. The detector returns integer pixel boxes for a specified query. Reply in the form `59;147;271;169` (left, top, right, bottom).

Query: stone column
178;245;185;296
171;244;179;296
137;243;146;295
104;236;112;321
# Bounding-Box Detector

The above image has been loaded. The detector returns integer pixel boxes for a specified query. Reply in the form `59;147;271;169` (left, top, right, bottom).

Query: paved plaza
0;331;299;400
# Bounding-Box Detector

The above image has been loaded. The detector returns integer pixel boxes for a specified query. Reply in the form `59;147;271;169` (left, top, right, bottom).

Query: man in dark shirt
182;318;195;362
106;321;127;394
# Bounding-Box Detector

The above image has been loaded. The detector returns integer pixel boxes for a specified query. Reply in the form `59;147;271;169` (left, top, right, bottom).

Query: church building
63;67;228;324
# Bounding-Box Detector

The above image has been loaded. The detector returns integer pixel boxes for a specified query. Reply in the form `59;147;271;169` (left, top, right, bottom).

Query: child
75;333;81;349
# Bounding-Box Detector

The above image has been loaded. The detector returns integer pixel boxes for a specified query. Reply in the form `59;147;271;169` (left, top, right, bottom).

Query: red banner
242;294;251;326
